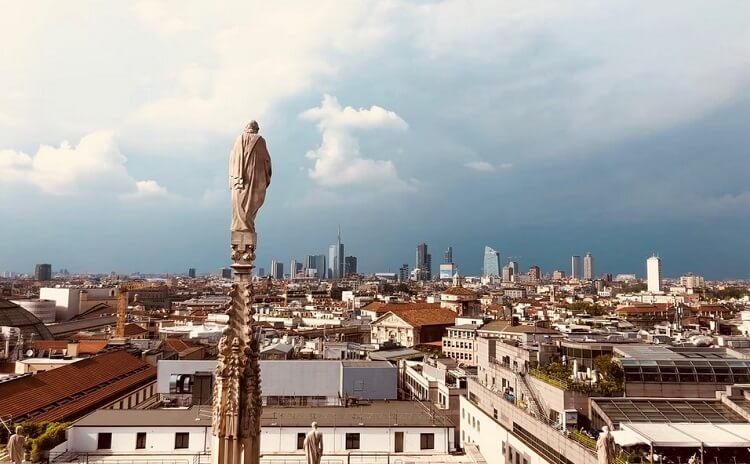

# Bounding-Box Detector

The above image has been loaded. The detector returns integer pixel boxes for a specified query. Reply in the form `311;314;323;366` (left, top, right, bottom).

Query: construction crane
115;281;156;338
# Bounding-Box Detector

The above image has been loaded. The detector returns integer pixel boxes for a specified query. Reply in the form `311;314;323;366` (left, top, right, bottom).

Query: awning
618;423;750;448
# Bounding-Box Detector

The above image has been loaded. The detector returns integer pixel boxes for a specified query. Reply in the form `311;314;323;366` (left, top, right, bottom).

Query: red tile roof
386;306;457;328
32;340;109;355
0;350;155;423
442;286;477;297
362;301;441;315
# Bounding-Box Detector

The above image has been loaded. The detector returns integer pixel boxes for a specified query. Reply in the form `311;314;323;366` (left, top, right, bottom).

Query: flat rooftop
615;345;734;360
74;402;453;428
593;397;746;426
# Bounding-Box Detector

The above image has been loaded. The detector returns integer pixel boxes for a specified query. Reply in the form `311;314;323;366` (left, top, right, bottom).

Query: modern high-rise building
552;270;566;280
271;260;284;280
647;255;662;293
344;256;357;276
257;267;265;278
416;243;432;281
35;264;52;281
220;267;232;279
443;247;453;264
508;260;518;277
501;265;514;282
188;268;196;278
583;252;594;280
571;255;582;279
483;246;500;277
289;259;302;279
328;227;345;278
439;263;456;280
305;255;326;279
528;265;541;281
398;264;410;282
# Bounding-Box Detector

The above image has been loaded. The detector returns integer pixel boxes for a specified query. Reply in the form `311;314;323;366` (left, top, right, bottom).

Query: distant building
398;264;410;282
35;263;52;281
257;267;265;278
508;260;518;278
647;255;662;293
444;246;453;264
527;265;541;281
289;259;302;279
416;243;432;281
501;265;513;282
220;267;232;279
344;256;357;276
680;273;704;289
187;268;196;278
583;252;594;280
328;227;345;278
552;269;566;280
571;255;582;279
271;260;284;280
305;255;326;280
483;246;500;277
439;263;456;280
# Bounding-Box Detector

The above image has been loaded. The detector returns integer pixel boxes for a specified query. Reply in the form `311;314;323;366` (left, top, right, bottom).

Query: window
421;433;434;449
136;432;146;449
175;433;190;449
345;433;360;450
97;433;112;450
297;433;305;450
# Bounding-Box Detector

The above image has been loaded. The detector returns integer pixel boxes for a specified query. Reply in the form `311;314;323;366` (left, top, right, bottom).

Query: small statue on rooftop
303;421;323;464
7;426;25;464
596;425;616;464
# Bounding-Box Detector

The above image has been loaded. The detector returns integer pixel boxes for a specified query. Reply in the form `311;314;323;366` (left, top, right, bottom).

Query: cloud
301;95;412;190
0;131;169;200
464;161;512;172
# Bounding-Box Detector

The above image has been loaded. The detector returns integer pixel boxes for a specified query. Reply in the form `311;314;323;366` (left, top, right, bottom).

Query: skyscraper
443;247;453;264
271;260;284;279
220;267;232;279
34;264;52;281
188;268;196;278
571;255;582;279
344;256;357;276
647;255;662;293
528;265;541;281
501;265;513;282
583;252;594;280
399;264;410;282
508;260;518;277
328;227;345;278
483;246;500;277
416;243;431;281
289;259;302;279
306;255;326;279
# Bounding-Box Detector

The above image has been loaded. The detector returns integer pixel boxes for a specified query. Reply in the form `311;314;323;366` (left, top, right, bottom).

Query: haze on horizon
1;1;749;279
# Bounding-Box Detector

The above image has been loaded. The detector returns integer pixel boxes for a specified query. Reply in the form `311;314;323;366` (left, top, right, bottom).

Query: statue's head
246;120;260;134
15;426;22;434
311;421;318;430
602;425;609;434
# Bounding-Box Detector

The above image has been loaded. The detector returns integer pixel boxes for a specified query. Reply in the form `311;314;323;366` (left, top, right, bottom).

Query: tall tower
416;243;431;281
337;226;345;279
444;247;453;264
483;247;500;277
647;255;662;293
571;255;582;279
583;252;594;280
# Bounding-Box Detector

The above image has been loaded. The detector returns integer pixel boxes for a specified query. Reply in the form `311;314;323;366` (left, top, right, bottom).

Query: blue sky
1;1;749;279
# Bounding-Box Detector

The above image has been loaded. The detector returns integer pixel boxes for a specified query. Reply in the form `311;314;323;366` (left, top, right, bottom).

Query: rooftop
593;397;746;426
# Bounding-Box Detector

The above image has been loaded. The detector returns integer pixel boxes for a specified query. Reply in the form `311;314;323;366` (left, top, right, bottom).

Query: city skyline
0;3;749;279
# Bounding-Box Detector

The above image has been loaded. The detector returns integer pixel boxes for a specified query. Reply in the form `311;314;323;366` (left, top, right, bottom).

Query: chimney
66;341;79;357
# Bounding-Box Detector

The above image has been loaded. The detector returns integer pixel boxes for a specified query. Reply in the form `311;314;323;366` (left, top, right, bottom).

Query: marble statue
596;426;616;464
303;422;323;464
7;426;25;464
229;120;272;251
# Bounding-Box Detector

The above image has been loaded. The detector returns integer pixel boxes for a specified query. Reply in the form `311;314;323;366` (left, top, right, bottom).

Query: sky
1;1;749;279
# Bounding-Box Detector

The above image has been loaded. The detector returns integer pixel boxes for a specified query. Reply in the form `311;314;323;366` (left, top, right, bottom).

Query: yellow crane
115;281;155;338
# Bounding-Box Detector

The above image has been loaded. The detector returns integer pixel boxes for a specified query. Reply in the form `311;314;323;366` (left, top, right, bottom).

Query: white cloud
464;161;512;172
0;131;169;200
301;95;412;190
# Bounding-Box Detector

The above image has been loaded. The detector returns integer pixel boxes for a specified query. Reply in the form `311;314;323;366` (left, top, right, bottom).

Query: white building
583;252;594;280
647;255;662;293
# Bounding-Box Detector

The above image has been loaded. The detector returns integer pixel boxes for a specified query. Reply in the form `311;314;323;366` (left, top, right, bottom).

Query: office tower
680;273;704;289
290;259;302;279
328;227;345;278
444;247;453;264
257;267;265;278
399;264;410;282
328;245;337;278
344;256;357;276
508;260;518;276
35;264;52;281
483;246;500;277
271;260;284;279
583;252;594;280
501;265;513;282
439;263;456;280
220;267;232;279
552;270;566;280
571;255;582;279
528;265;541;281
416;243;432;281
305;255;326;279
188;268;196;278
647;255;662;293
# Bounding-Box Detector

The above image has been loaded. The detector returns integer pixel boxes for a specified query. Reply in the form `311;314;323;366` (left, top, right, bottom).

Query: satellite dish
26;349;35;357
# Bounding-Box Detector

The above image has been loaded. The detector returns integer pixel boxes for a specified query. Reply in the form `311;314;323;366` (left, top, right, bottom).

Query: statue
212;121;271;464
7;426;25;464
303;422;323;464
229;120;272;252
596;426;616;464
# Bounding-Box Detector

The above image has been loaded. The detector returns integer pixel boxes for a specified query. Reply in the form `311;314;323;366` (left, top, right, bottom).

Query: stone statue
7;426;25;464
303;422;323;464
229;120;272;251
596;426;616;464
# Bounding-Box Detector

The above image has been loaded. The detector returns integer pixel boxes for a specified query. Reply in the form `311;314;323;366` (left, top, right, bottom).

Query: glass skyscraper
483;246;500;277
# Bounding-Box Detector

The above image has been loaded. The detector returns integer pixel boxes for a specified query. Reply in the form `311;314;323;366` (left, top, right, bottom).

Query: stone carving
7;426;25;464
212;121;271;464
596;426;616;464
303;422;323;464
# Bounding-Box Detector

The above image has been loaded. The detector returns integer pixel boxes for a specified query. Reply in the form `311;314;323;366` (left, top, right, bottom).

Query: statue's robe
303;429;323;464
596;431;615;464
7;433;25;464
229;129;272;244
